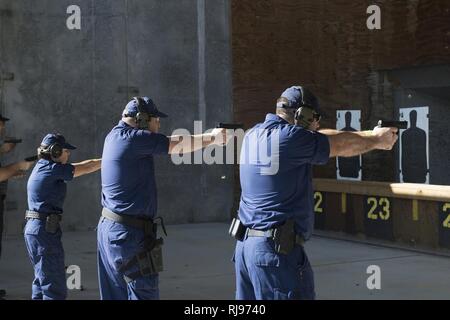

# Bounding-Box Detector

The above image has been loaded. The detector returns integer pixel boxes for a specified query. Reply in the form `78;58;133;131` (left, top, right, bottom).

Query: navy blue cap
41;133;76;150
124;96;168;118
277;86;320;114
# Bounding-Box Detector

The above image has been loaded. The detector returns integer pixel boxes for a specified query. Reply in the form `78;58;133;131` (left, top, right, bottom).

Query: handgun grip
216;123;244;130
4;139;22;144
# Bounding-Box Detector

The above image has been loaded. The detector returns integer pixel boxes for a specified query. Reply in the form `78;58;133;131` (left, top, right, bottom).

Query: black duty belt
246;228;305;246
101;208;155;234
25;210;61;221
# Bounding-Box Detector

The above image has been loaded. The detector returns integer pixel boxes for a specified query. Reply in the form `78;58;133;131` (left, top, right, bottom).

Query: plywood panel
324;192;346;232
232;0;450;180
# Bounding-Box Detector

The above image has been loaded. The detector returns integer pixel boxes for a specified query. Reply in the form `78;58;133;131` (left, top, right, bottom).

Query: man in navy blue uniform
98;96;227;300
0;114;35;299
234;86;398;300
0;114;17;263
24;133;101;300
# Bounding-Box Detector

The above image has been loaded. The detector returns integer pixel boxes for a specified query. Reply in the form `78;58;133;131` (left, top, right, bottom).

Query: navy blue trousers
97;217;159;300
24;219;66;300
234;236;315;300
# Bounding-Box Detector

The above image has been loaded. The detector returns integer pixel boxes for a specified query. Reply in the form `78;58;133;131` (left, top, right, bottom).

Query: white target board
336;110;362;181
399;106;429;184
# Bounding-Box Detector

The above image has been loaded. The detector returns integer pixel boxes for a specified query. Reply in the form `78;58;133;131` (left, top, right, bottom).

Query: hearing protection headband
133;97;151;129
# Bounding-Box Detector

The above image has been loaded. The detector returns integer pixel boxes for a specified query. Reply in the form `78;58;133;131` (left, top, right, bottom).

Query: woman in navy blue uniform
24;133;101;300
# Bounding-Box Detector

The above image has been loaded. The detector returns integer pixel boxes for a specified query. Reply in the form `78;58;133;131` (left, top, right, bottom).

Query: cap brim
63;143;77;150
155;111;168;118
0;117;10;122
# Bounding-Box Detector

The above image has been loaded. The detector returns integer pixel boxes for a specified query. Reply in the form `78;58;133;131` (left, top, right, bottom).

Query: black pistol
24;155;38;162
216;123;244;130
4;138;22;144
377;120;408;130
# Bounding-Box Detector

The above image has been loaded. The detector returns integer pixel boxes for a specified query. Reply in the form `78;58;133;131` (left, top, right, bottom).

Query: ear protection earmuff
293;86;321;128
295;106;316;128
133;97;151;129
38;143;63;159
49;143;63;158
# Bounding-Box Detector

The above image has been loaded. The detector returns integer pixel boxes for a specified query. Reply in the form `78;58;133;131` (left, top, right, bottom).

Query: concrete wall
0;0;233;234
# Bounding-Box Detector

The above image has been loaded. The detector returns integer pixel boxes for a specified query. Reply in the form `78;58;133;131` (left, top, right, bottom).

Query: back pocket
254;251;281;267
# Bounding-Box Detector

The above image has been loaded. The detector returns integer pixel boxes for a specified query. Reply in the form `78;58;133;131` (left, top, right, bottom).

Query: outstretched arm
72;159;102;178
320;127;398;158
0;142;16;155
167;128;229;155
0;160;33;182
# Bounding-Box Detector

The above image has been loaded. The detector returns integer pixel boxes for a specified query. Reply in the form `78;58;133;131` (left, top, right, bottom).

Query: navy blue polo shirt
101;120;170;218
27;159;75;214
238;114;330;240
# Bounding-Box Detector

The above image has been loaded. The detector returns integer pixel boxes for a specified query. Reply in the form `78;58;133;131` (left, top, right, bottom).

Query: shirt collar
38;158;53;165
265;113;289;125
118;120;133;128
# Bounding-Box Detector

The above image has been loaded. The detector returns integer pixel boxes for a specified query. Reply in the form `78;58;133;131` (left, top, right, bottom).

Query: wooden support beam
313;179;450;202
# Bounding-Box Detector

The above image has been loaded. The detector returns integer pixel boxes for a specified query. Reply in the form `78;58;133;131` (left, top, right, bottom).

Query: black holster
45;214;61;234
120;217;167;283
272;219;296;255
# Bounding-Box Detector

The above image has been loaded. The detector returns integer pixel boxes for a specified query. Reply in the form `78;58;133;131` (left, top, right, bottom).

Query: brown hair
37;146;52;161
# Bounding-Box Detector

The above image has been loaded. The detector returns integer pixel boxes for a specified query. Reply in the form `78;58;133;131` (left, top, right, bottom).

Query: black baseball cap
0;115;10;122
